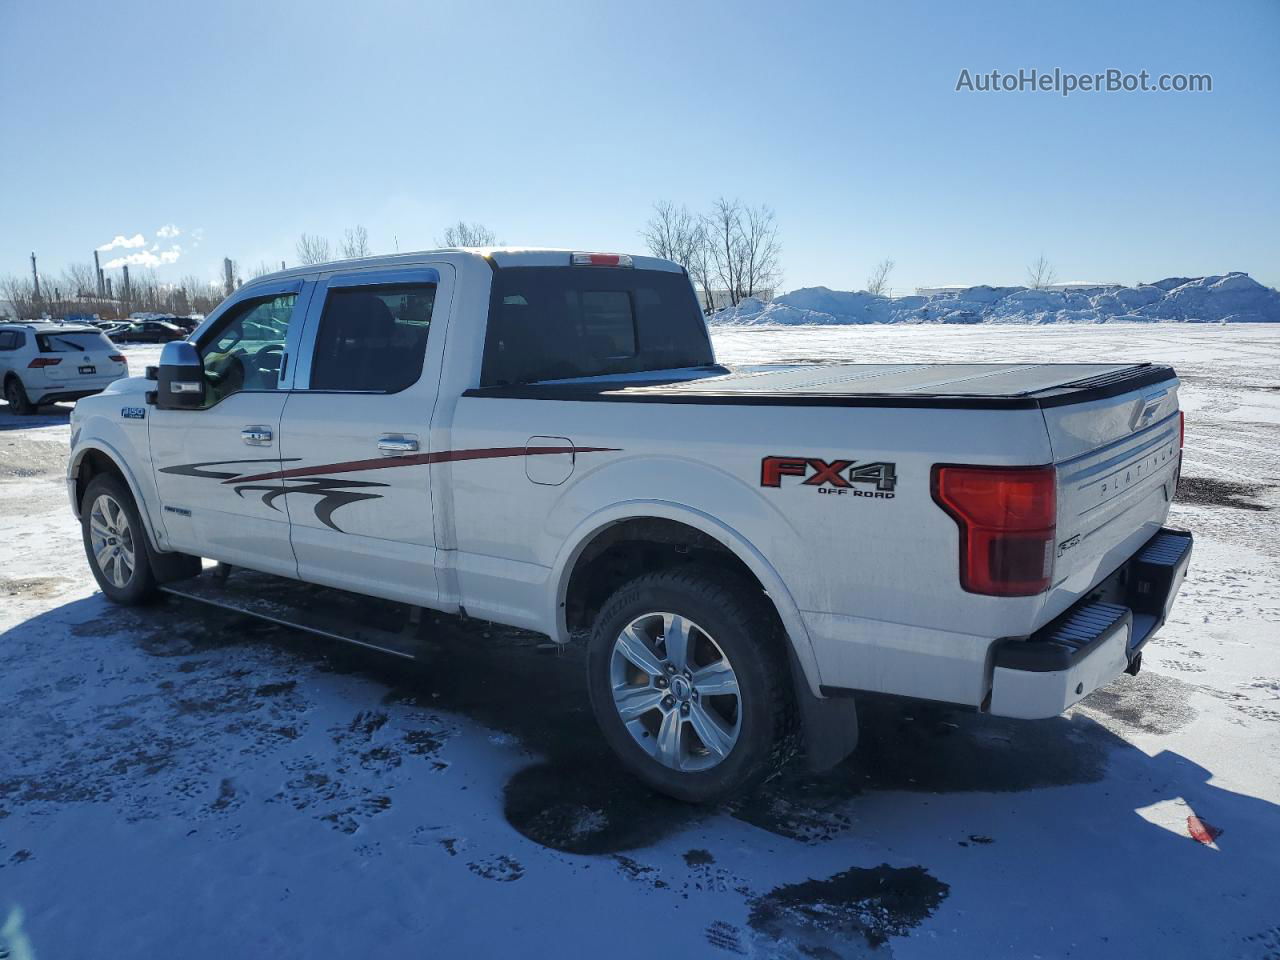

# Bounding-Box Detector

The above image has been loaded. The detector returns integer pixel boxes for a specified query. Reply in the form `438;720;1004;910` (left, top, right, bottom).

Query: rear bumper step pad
988;526;1193;719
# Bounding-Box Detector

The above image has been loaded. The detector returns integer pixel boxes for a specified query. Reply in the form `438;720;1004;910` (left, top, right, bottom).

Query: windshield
481;267;713;386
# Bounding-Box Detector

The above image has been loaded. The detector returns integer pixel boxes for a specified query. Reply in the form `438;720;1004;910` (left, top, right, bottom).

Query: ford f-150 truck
67;248;1192;801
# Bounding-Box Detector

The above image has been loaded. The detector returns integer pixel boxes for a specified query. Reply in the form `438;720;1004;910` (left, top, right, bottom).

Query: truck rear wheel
81;474;159;605
585;568;794;803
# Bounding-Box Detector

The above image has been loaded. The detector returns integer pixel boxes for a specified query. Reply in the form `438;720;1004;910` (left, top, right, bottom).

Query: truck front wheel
585;568;794;803
81;474;159;605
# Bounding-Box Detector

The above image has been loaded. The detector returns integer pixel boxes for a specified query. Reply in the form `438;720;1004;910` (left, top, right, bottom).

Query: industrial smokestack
94;250;103;298
30;252;40;299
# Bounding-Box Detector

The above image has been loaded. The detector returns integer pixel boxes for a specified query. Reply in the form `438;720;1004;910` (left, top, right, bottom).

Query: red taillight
109;354;127;364
931;464;1056;597
28;357;61;368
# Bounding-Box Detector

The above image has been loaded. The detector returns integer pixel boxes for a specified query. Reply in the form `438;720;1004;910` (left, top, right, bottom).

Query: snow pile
711;273;1280;325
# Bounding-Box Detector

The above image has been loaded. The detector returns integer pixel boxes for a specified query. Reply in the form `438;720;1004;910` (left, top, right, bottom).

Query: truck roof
243;247;683;289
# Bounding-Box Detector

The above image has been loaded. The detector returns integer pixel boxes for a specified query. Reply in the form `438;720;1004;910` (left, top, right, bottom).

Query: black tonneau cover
463;362;1177;410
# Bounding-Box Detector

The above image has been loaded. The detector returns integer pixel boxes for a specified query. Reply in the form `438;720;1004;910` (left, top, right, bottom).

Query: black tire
4;376;35;415
585;567;795;803
81;473;159;605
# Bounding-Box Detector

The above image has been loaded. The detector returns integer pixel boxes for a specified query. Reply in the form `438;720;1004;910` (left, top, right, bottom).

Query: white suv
0;322;129;414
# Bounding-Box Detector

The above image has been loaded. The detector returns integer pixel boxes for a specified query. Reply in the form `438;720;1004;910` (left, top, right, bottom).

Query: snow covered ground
2;325;1278;959
713;273;1280;326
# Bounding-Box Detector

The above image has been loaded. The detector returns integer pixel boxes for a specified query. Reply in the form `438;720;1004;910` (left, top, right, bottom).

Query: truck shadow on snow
7;592;1280;957
0;405;73;431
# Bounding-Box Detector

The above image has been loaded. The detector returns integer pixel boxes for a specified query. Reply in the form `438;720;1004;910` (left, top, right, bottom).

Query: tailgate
1039;375;1182;622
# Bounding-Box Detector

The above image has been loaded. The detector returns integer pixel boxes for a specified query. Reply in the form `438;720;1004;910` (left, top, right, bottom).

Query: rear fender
549;499;825;697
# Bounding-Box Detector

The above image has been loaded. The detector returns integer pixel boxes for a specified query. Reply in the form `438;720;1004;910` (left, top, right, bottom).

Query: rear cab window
481;267;712;386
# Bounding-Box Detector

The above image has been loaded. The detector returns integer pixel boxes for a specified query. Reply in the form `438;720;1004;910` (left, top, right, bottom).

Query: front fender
68;433;163;553
548;497;825;697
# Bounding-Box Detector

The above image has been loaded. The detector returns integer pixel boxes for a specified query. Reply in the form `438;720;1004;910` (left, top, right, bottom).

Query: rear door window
481;267;712;386
308;283;436;392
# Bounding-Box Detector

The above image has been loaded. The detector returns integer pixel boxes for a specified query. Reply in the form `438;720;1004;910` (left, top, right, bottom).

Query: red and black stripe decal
224;446;619;485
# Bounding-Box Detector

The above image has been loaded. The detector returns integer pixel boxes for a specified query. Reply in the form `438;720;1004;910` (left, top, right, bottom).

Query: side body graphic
159;446;618;532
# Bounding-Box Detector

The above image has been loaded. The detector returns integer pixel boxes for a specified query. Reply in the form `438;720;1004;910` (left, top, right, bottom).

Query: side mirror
154;341;205;409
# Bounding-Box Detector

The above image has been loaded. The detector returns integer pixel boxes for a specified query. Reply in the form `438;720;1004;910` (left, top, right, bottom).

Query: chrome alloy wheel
609;611;742;772
89;494;136;589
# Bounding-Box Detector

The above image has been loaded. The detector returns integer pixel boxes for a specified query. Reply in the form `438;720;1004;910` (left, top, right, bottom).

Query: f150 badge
760;456;897;499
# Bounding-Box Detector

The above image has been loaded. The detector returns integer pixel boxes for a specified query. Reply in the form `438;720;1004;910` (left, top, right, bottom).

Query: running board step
159;568;432;660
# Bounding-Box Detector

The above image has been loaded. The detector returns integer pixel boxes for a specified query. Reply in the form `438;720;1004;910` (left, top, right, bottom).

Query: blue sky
1;0;1277;293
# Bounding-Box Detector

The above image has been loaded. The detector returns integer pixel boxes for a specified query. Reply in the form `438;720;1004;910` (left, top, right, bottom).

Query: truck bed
466;362;1176;409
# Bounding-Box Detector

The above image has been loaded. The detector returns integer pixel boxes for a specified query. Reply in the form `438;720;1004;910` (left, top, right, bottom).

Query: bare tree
1027;255;1057;289
704;197;743;308
866;258;895;297
438;221;497;247
686;226;716;313
737;204;782;300
62;262;99;299
0;276;40;318
641;202;701;267
250;262;278;279
340;225;371;259
699;198;783;307
296;233;332;265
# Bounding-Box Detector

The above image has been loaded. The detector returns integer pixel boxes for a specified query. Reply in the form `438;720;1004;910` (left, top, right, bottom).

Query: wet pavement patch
503;761;702;855
747;864;949;955
683;848;715;867
466;854;525;882
254;680;296;697
851;693;1111;793
1078;671;1198;735
1176;476;1271;511
704;920;748;954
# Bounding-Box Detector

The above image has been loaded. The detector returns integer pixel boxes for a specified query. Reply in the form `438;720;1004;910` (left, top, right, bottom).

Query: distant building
916;281;1120;297
702;288;775;311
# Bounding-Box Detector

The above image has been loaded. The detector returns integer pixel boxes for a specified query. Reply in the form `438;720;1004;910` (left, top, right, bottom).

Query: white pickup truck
67;248;1192;801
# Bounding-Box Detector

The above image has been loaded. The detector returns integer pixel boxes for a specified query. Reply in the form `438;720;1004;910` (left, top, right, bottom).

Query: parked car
65;248;1192;801
111;320;186;343
0;322;128;413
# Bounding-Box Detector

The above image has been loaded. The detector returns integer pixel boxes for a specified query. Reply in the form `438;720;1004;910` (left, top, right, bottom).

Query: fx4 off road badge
760;456;897;499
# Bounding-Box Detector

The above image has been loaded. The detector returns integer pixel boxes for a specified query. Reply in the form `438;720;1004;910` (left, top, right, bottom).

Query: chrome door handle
378;435;419;454
241;426;273;446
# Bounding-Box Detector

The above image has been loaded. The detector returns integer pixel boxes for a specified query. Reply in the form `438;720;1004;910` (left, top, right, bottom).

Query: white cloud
156;224;181;239
98;233;146;251
103;245;183;270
